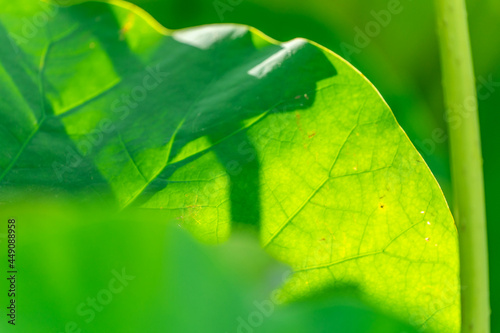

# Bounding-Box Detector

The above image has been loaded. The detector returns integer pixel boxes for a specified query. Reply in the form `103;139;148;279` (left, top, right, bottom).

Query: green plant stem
434;0;490;332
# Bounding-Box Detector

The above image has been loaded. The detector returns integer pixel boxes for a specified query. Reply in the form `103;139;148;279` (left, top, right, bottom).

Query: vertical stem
434;0;490;332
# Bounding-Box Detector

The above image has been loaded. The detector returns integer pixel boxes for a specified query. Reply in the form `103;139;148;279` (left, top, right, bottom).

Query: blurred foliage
0;202;418;332
127;0;500;330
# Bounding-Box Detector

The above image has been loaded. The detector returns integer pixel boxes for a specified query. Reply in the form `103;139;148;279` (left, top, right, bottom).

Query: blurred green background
123;0;499;330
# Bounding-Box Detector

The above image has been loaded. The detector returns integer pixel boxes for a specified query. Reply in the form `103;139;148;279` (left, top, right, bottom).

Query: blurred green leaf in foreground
0;202;419;333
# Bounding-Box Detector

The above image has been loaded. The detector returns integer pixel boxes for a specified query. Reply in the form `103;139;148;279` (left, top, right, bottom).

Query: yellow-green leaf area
0;1;460;331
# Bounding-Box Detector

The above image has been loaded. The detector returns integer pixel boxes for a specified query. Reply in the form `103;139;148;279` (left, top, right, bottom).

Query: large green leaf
0;0;460;331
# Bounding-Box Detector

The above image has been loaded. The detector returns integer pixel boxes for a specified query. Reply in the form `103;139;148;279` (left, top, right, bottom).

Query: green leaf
0;1;460;331
0;203;419;333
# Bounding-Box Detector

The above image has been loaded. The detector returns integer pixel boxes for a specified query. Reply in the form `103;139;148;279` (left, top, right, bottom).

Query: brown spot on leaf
119;13;136;40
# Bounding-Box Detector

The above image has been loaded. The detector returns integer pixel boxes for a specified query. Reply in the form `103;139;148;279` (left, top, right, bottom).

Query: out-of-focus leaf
0;203;418;332
0;1;459;331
